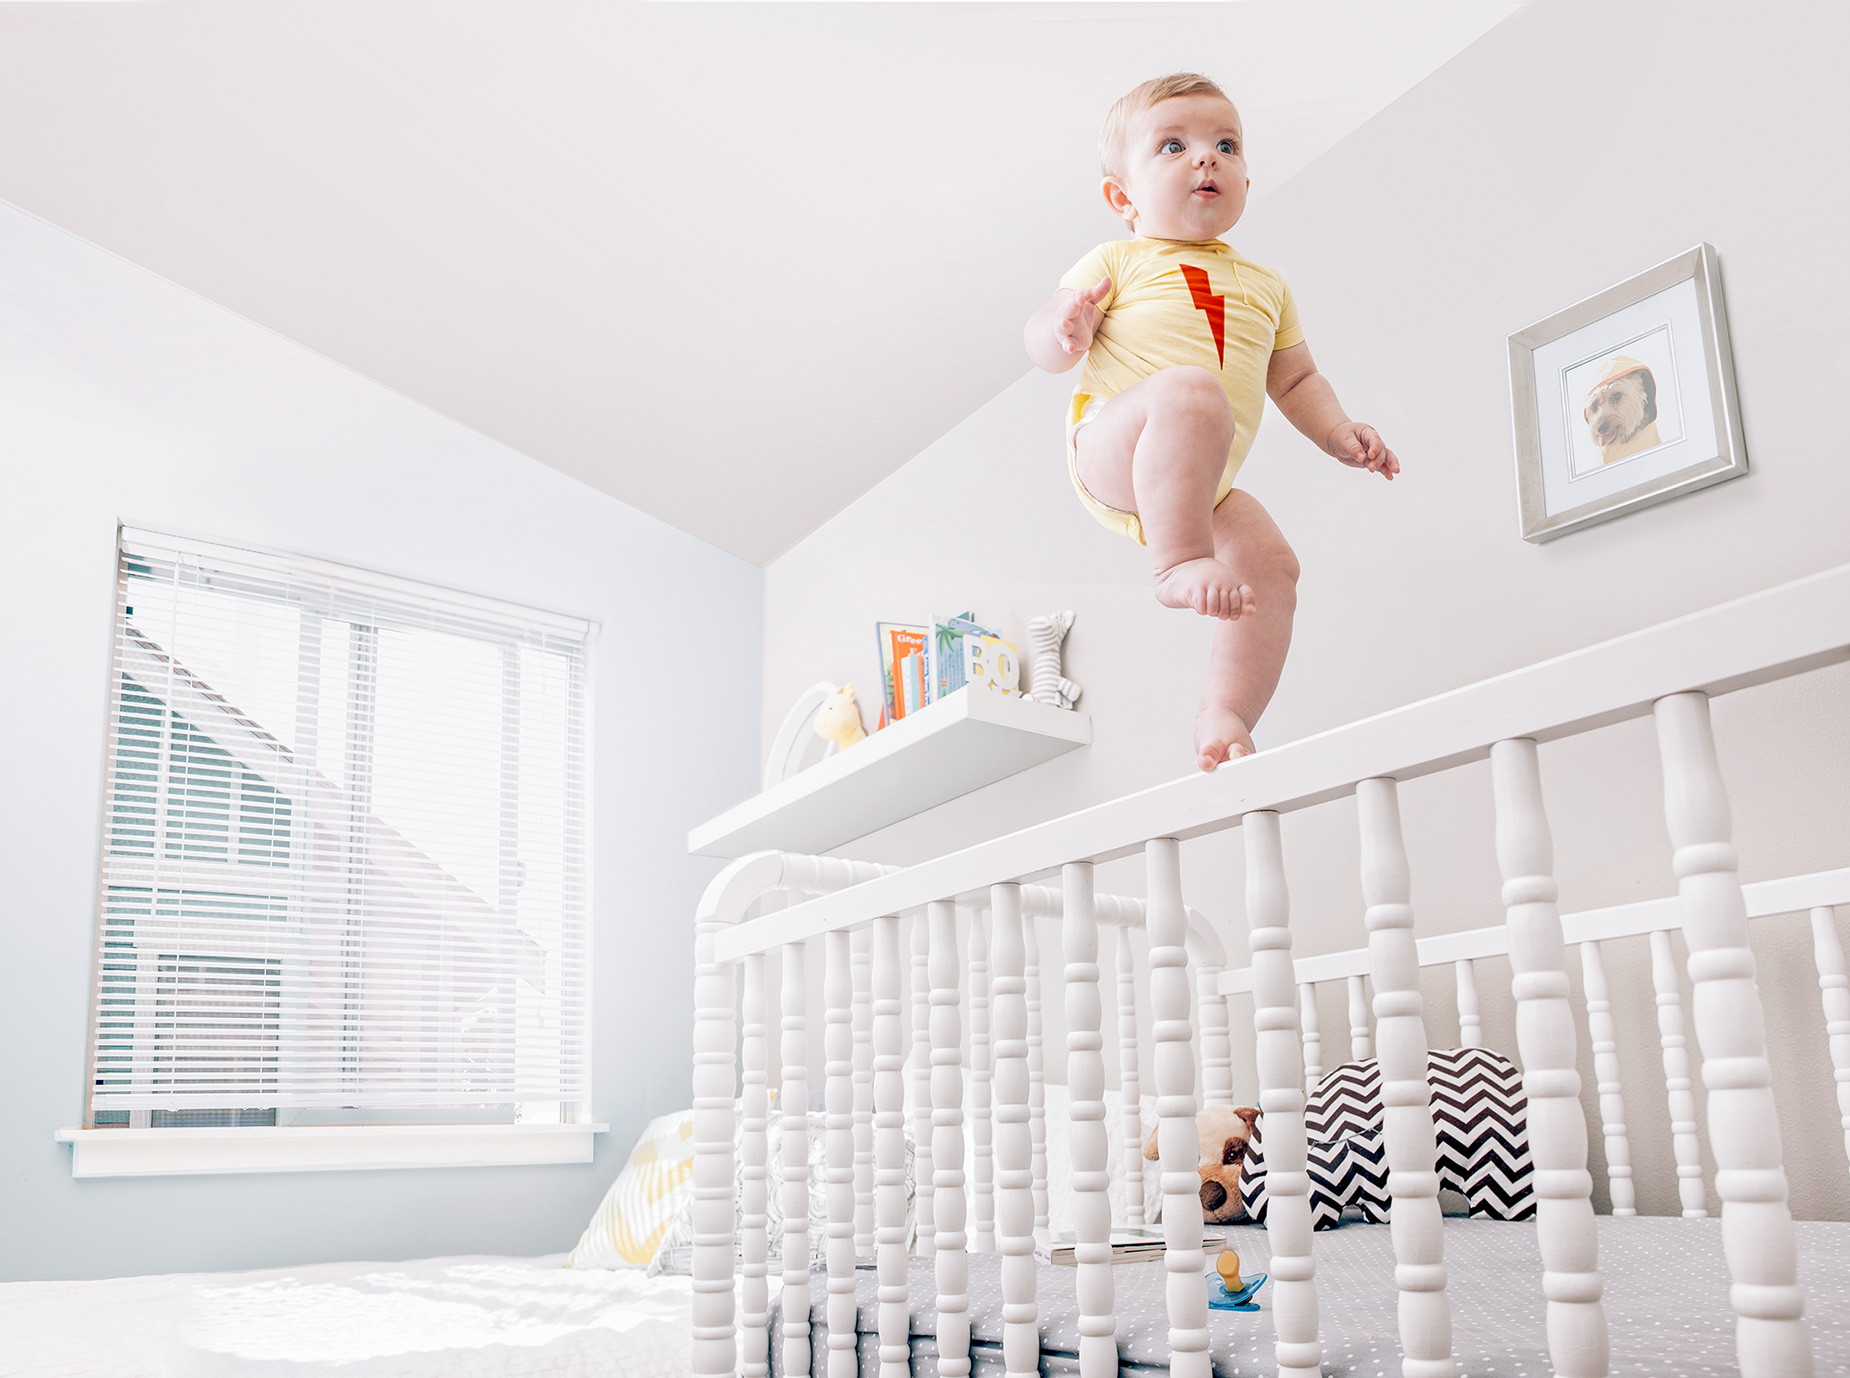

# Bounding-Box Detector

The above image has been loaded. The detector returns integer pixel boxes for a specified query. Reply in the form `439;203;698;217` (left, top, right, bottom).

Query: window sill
54;1122;609;1178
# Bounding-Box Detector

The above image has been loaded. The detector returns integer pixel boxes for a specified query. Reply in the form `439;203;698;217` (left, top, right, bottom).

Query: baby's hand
1056;276;1111;355
1328;421;1400;480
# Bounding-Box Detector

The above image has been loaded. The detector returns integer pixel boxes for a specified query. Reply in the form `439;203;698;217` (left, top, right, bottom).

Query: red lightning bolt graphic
1178;264;1225;368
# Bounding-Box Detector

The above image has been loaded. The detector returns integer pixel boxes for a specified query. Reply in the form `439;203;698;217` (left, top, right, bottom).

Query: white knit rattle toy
1027;611;1081;710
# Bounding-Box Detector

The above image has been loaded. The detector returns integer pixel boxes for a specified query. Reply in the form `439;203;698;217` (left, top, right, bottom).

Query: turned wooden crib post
1577;941;1637;1216
853;928;875;1255
1195;942;1233;1110
1244;810;1323;1378
911;915;935;1254
1357;776;1454;1378
781;940;813;1378
1025;914;1049;1232
1453;961;1481;1048
928;900;971;1378
1063;863;1117;1378
825;931;858;1378
970;907;996;1252
1147;838;1210;1378
872;916;910;1378
740;953;771;1378
1299;983;1322;1093
1811;907;1850;1175
1117;926;1145;1226
1348;975;1372;1063
1490;737;1608;1378
692;897;739;1378
1649;928;1708;1217
992;882;1039;1378
1655;691;1813;1377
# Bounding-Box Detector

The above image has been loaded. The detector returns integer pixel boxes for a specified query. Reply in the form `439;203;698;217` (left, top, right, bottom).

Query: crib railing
1222;867;1850;1217
694;562;1850;1378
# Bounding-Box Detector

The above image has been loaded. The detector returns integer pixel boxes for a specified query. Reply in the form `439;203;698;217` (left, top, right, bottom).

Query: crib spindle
1062;863;1117;1378
1244;811;1323;1378
1300;982;1322;1093
1117;927;1145;1227
1489;737;1608;1378
1357;777;1455;1378
1656;691;1812;1377
911;915;935;1254
740;954;770;1378
1453;960;1481;1048
1348;974;1372;1063
825;932;857;1378
1811;907;1850;1175
1577;940;1637;1215
853;927;875;1255
872;916;909;1378
1197;952;1233;1110
970;907;996;1252
1649;928;1708;1218
781;941;812;1378
1025;914;1049;1232
691;901;739;1378
1146;838;1210;1378
929;901;971;1378
992;882;1039;1378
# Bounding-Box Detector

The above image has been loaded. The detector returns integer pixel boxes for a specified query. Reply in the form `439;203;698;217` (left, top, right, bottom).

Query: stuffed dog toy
1144;1105;1261;1223
1583;354;1662;463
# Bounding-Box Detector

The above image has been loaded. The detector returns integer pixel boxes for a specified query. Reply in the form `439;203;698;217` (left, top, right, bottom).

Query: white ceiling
0;1;1520;565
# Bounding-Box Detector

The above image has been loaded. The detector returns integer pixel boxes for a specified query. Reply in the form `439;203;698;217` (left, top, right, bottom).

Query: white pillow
565;1108;696;1269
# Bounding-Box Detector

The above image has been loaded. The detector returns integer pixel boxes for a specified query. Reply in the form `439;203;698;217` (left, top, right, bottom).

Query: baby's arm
1024;277;1112;374
1266;342;1400;479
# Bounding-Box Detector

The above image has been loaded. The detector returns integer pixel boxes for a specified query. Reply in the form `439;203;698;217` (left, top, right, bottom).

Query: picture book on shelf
931;612;1020;700
875;621;928;724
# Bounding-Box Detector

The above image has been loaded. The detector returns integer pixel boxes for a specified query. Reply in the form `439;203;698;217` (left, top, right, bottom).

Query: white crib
691;563;1850;1378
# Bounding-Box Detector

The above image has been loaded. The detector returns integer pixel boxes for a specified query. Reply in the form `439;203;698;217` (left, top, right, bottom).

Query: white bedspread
1;1252;760;1378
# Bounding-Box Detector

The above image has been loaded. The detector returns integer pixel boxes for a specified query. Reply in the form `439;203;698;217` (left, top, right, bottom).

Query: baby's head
1099;72;1247;242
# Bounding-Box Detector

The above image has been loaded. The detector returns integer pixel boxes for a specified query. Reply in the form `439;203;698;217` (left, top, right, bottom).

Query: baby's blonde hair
1099;72;1236;179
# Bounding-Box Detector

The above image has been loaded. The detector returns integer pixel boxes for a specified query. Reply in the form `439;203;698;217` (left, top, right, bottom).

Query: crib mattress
765;1217;1850;1378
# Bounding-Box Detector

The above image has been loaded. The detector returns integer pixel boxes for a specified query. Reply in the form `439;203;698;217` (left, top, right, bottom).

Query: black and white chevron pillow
1239;1046;1535;1230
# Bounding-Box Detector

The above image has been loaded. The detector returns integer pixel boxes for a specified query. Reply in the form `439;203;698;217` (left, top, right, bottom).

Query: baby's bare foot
1152;558;1257;620
1195;705;1255;773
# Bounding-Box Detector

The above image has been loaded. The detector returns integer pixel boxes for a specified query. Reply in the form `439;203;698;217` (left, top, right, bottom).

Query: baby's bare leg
1074;367;1254;620
1195;491;1300;772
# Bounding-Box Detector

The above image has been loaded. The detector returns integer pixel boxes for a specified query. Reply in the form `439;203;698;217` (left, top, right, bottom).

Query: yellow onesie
1060;237;1304;545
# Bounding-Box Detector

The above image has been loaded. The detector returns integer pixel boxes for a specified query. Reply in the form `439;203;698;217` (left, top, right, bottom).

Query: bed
0;1252;762;1378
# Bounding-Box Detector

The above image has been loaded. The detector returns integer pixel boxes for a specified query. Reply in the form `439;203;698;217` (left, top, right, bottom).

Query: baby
1025;72;1399;771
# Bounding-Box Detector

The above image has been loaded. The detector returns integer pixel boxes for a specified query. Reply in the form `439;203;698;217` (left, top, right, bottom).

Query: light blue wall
0;203;762;1281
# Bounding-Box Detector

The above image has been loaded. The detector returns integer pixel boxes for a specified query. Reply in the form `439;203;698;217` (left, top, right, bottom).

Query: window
86;528;593;1140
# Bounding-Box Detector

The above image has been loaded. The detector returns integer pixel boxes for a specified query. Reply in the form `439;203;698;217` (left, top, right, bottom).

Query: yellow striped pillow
565;1109;697;1269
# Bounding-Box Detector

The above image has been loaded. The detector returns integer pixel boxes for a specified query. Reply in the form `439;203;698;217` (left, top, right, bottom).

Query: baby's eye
1160;138;1184;154
1218;139;1239;155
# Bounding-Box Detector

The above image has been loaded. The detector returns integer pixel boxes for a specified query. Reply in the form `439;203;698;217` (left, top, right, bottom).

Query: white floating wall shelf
687;684;1090;859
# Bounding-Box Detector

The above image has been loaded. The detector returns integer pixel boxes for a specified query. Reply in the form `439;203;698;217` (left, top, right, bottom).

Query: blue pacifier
1206;1249;1266;1311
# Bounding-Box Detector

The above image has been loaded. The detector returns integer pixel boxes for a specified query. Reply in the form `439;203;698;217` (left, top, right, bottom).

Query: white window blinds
89;528;593;1126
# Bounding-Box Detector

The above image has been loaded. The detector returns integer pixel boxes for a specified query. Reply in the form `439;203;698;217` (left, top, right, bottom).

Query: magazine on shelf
1033;1227;1228;1267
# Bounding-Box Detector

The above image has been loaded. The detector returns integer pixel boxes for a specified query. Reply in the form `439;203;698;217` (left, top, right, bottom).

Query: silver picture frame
1508;243;1746;543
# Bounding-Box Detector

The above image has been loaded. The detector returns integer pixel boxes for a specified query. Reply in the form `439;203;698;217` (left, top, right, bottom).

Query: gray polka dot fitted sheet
763;1217;1850;1377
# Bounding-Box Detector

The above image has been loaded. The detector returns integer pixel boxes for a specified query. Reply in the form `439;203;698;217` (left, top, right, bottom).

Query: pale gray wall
0;202;762;1281
761;0;1850;1221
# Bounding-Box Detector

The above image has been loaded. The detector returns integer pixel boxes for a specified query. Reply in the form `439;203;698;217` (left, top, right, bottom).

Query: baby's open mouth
1194;182;1218;196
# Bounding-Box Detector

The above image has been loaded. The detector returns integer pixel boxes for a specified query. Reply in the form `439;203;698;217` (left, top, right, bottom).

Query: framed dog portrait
1508;244;1746;543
